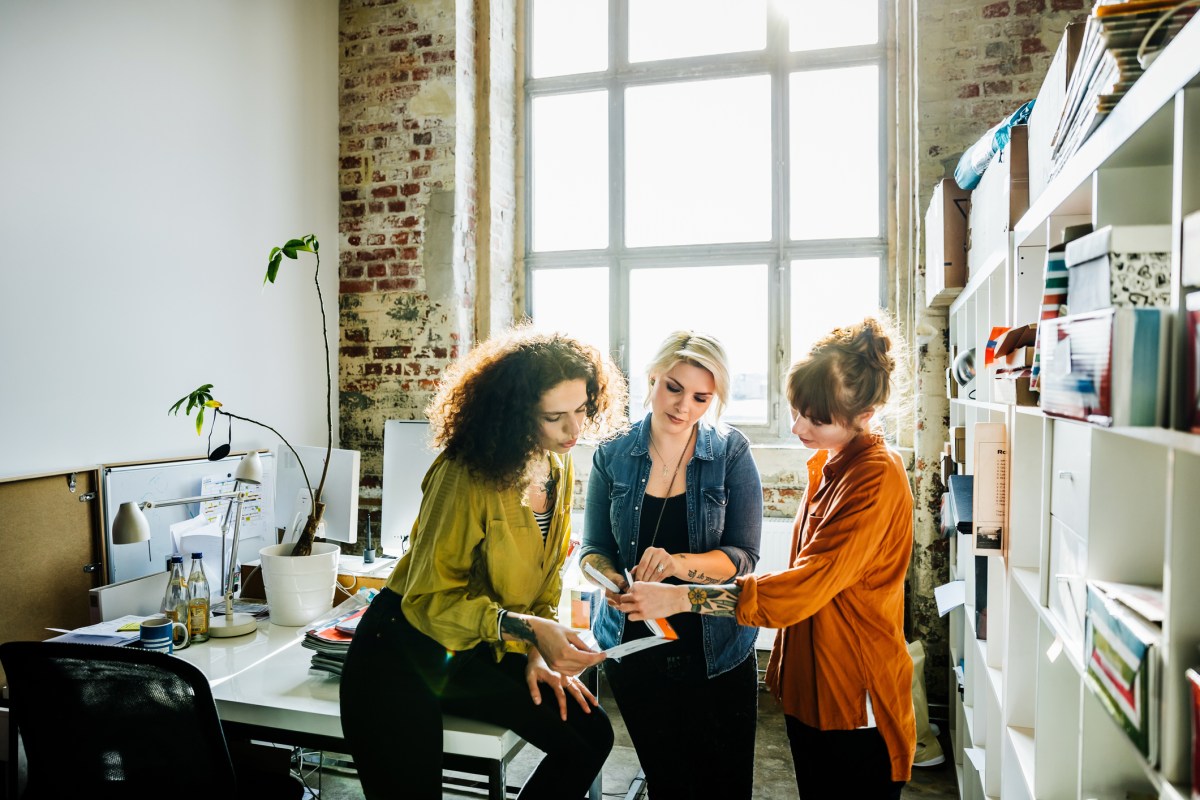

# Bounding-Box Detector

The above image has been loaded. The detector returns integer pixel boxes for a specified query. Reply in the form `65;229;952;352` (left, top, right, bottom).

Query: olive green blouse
384;450;574;660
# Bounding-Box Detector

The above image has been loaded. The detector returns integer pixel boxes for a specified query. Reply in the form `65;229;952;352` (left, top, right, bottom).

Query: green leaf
195;406;205;435
265;252;282;284
283;238;306;250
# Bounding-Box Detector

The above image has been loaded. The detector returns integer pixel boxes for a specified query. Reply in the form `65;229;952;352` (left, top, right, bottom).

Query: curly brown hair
426;326;628;488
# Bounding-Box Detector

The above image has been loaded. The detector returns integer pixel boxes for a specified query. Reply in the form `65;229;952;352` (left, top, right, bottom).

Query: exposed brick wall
909;0;1088;706
338;0;477;533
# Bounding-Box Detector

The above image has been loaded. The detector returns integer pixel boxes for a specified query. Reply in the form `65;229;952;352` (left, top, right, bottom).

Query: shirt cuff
734;574;761;627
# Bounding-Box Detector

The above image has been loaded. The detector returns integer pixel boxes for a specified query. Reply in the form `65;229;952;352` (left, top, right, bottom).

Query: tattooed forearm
500;613;539;645
685;584;741;616
581;553;619;575
685;568;723;585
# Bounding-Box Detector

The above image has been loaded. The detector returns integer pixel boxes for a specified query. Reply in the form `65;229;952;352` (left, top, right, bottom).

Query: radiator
754;515;795;653
756;516;795;575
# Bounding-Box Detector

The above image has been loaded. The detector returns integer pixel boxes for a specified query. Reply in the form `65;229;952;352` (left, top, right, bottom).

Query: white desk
175;622;534;800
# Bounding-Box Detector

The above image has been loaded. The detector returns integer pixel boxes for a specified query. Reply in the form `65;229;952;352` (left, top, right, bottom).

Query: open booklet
579;562;678;658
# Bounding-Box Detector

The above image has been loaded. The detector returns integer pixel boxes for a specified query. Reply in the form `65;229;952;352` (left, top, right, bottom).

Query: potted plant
169;234;332;558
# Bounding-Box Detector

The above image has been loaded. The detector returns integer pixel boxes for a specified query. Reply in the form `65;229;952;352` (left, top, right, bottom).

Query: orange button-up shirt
735;433;915;781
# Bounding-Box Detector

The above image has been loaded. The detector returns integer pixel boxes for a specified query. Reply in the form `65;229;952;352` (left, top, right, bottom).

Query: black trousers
786;716;905;800
339;589;614;800
604;650;758;800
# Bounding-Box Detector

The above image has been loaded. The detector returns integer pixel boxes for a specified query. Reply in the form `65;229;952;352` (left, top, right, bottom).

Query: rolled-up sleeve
715;434;762;575
399;462;502;650
580;445;619;565
735;461;891;630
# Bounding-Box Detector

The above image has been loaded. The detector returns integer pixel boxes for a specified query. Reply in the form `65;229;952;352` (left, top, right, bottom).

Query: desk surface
174;621;525;760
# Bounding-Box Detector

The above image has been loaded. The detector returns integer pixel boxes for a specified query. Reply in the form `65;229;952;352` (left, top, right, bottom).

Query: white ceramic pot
258;541;340;627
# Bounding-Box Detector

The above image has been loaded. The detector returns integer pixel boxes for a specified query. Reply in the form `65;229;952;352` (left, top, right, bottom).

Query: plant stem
313;250;332;507
216;409;315;512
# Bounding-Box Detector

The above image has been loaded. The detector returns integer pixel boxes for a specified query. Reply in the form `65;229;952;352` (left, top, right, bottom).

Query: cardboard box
994;375;1037;406
925;178;971;307
1029;21;1085;204
968;126;1029;277
1065;224;1171;313
971;422;1007;557
951;425;968;464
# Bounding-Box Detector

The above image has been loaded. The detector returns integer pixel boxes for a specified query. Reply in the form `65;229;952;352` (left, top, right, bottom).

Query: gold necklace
647;424;694;548
649;425;693;481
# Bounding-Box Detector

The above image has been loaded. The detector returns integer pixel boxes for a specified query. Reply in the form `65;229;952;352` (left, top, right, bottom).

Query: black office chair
0;641;304;800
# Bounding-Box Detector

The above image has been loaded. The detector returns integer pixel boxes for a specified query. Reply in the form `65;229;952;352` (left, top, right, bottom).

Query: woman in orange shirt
618;317;915;799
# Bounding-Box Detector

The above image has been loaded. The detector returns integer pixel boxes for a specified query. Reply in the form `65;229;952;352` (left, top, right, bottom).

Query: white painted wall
0;1;338;479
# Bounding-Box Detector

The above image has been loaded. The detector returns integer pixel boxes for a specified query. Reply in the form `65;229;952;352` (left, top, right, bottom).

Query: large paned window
525;0;887;438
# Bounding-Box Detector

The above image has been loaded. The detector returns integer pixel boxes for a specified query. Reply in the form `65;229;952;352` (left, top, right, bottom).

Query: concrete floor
298;664;959;799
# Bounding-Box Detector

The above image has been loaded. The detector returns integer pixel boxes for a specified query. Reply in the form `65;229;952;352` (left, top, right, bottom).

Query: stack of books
301;605;366;676
1051;0;1197;176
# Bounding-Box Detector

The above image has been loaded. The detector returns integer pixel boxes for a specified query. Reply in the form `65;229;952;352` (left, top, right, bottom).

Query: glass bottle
161;554;189;649
187;552;211;643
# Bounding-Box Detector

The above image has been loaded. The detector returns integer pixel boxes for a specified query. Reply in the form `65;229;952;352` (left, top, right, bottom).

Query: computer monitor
381;420;440;555
275;445;361;544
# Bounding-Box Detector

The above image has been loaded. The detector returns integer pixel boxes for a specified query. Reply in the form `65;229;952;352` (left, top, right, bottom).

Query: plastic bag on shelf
954;99;1034;190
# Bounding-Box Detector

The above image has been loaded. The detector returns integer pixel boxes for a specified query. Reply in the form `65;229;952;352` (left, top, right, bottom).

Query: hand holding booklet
579;562;678;658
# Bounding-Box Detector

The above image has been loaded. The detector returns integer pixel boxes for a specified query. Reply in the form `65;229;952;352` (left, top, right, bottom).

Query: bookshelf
942;15;1200;800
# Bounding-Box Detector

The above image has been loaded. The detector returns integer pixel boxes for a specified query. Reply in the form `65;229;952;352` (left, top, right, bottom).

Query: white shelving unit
942;16;1200;800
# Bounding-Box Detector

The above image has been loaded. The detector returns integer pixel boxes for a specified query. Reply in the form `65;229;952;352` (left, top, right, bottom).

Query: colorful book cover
1030;249;1070;390
1085;582;1160;764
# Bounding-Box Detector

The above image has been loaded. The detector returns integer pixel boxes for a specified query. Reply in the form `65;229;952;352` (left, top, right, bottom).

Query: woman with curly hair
340;327;627;799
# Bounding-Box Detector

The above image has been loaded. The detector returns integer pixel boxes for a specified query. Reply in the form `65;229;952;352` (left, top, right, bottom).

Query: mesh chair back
0;640;238;798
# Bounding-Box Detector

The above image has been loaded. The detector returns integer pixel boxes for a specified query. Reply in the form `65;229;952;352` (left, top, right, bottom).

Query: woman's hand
616;581;690;621
632;546;678;582
526;616;606;675
525;648;599;720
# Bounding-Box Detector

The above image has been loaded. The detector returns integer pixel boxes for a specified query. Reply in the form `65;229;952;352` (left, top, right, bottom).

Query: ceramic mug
140;616;188;654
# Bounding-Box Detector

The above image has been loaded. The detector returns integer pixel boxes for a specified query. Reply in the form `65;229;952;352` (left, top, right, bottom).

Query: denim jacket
581;417;762;678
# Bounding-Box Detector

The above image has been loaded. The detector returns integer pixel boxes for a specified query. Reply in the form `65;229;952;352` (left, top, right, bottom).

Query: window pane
530;0;607;78
626;77;771;248
629;264;768;425
629;0;766;63
783;0;879;51
531;92;608;252
789;66;879;240
789;257;881;363
531;267;610;357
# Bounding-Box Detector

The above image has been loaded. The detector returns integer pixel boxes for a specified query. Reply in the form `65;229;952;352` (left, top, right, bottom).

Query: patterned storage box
1064;224;1171;314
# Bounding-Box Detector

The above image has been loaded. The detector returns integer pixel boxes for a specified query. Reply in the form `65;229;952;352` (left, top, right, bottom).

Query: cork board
0;470;102;687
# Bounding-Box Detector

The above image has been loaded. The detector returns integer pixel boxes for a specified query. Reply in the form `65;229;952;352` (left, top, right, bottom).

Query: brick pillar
338;0;480;532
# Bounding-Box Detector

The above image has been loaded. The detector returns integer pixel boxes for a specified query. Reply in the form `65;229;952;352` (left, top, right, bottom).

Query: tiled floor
301;668;959;799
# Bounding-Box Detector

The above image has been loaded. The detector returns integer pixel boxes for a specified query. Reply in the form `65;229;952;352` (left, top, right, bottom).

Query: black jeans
339;589;614;799
786;716;905;800
604;650;758;800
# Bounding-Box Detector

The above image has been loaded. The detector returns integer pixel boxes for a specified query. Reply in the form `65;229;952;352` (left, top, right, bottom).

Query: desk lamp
112;451;264;638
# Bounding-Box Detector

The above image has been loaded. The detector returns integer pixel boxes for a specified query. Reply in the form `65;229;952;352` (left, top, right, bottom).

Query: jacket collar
807;432;881;484
630;414;715;461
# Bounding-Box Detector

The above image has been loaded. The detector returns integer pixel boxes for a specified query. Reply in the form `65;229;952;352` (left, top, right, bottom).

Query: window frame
523;0;889;441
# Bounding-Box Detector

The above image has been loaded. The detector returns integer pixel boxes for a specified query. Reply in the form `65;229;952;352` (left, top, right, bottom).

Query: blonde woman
581;331;762;799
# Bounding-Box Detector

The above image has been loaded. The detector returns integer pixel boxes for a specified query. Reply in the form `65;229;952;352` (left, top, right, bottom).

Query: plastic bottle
161;554;190;649
187;552;211;643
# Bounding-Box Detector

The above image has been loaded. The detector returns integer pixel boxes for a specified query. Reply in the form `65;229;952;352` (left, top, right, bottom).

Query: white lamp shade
112;501;151;544
235;451;263;485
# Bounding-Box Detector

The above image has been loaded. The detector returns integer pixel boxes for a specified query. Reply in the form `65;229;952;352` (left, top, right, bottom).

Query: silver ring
656;563;665;573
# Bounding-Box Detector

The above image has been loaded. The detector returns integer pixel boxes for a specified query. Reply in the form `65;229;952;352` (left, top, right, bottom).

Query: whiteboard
102;451;276;584
381;421;440;555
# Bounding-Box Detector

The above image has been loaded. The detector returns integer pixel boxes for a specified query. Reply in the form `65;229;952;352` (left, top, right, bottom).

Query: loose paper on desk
934;580;966;617
45;614;152;646
170;514;228;583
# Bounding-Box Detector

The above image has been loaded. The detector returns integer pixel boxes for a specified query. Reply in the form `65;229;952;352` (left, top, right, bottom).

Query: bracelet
496;607;507;640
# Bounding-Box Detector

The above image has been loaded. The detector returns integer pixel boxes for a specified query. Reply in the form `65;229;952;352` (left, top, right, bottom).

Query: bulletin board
100;451;276;584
